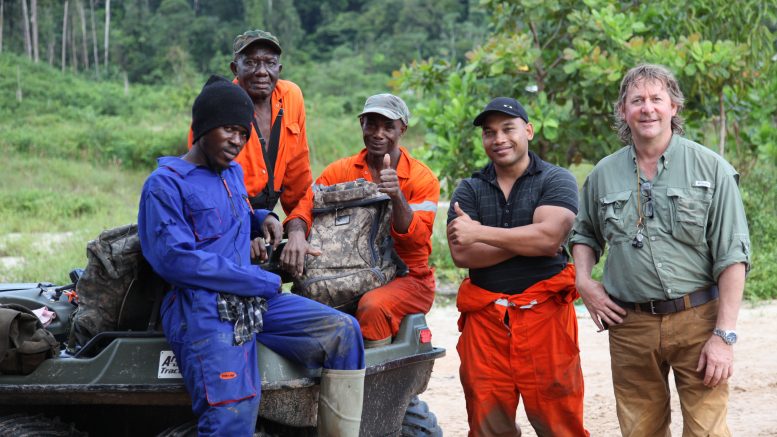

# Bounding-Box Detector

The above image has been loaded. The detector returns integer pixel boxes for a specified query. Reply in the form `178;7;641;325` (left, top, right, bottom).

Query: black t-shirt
447;152;579;294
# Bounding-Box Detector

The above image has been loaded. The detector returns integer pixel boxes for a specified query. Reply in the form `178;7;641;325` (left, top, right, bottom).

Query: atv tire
401;396;442;437
156;419;309;437
156;421;196;437
0;413;85;436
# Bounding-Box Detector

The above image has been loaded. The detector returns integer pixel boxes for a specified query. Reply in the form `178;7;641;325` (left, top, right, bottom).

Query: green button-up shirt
570;135;751;303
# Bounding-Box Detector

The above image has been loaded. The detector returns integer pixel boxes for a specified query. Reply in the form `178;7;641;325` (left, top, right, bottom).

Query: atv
0;262;445;436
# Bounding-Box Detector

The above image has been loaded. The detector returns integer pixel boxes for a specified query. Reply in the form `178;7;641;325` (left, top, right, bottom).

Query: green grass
0;154;146;283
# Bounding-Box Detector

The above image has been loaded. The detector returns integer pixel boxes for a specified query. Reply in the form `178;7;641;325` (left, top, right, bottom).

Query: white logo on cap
503;104;513;109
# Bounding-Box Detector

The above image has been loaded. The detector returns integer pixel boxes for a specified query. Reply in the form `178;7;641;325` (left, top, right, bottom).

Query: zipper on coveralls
221;175;242;264
495;298;513;336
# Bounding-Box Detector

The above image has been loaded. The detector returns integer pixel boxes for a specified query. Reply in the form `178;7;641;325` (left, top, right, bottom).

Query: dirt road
422;299;777;436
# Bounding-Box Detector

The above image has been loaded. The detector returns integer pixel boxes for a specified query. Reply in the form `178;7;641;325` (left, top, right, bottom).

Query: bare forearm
571;244;597;283
476;224;566;257
449;242;514;269
390;194;413;234
716;263;746;330
285;217;307;237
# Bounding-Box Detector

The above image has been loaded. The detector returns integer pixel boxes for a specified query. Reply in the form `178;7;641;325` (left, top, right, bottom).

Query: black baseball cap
473;97;529;126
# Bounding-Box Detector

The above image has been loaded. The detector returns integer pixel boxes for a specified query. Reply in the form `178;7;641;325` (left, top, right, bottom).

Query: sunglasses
641;181;654;219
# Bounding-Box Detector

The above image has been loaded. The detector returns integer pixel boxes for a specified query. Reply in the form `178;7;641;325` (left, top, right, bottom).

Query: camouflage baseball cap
358;93;410;125
233;29;282;55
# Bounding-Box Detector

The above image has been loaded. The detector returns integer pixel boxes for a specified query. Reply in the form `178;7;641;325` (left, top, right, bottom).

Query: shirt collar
157;156;238;177
353;146;412;179
629;134;679;173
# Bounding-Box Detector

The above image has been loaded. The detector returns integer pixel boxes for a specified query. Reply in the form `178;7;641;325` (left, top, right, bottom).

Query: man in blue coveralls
138;76;366;436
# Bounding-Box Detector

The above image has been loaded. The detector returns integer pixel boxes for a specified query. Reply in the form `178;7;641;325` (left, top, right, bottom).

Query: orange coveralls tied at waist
456;264;589;437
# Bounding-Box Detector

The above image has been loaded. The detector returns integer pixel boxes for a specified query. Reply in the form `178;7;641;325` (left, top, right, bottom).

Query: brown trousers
609;299;730;437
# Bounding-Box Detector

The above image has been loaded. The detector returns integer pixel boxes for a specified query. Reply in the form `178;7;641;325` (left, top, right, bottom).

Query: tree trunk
31;0;38;62
77;0;88;69
61;0;69;72
90;0;99;77
0;0;4;54
70;9;78;73
718;91;726;157
21;0;33;59
104;0;110;72
16;65;23;102
47;31;55;65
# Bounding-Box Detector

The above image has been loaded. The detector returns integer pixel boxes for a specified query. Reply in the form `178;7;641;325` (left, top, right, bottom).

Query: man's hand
697;336;734;387
447;202;481;246
280;224;322;277
378;154;402;200
576;277;627;332
262;215;283;249
250;236;269;263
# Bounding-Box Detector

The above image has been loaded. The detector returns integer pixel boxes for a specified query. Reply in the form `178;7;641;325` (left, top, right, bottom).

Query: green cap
233;29;282;55
359;93;410;125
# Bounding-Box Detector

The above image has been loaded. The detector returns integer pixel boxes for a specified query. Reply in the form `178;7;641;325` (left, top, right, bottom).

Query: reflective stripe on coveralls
456;264;589;437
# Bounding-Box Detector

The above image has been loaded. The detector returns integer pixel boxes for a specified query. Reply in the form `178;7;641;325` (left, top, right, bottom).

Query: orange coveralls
457;264;588;437
293;147;440;341
188;79;313;225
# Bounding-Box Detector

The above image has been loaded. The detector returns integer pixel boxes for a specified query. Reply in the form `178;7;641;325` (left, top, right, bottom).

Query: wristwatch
712;328;738;345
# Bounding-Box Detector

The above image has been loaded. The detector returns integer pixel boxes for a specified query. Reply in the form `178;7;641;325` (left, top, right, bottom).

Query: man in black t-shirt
447;97;588;437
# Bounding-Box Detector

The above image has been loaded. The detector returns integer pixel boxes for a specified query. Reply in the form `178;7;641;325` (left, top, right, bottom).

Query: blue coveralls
138;157;365;436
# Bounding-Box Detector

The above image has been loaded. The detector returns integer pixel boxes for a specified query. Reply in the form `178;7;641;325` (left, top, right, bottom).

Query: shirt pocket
667;187;712;246
598;190;632;244
285;123;300;147
185;194;223;242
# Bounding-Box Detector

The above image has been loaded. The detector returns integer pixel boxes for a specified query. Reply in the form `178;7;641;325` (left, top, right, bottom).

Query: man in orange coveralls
447;97;588;436
188;30;313;252
286;93;440;348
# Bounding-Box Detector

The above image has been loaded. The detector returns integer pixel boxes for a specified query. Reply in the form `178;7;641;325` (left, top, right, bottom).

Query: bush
740;163;777;300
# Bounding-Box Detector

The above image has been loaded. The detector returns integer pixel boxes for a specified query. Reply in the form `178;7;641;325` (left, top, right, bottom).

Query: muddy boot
363;336;391;349
317;368;366;437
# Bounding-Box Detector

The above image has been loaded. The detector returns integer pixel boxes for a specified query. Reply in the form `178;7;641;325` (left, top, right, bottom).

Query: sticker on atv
158;351;182;379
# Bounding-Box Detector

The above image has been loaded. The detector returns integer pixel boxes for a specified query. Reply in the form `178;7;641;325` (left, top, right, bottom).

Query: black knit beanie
191;75;254;143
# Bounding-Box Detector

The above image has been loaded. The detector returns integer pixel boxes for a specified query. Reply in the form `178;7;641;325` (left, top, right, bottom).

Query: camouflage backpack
292;179;405;313
67;224;153;350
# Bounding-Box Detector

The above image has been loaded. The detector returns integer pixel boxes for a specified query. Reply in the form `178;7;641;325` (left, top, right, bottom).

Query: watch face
714;328;737;345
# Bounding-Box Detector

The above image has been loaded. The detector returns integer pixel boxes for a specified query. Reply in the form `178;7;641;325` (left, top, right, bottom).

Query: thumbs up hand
378;153;401;200
447;202;480;246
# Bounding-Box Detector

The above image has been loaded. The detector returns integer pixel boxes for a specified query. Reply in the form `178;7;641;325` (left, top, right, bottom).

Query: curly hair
613;64;685;144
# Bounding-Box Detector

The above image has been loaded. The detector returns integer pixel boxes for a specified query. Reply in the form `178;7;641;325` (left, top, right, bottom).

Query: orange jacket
290;147;439;275
188;79;313;224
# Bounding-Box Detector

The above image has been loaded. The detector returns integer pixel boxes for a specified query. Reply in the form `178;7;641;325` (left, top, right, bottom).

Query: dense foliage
397;0;777;192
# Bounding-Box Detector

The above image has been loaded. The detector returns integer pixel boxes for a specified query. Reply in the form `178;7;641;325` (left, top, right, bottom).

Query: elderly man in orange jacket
286;94;440;347
188;30;313;252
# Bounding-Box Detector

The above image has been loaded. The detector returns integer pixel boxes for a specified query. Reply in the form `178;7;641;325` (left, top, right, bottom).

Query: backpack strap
250;108;284;210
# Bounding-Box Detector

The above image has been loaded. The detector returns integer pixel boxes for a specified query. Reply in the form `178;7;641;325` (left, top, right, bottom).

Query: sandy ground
421;298;777;436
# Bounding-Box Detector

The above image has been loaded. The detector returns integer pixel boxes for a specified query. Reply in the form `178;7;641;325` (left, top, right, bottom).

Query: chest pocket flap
599;190;632;243
667;187;712;246
185;194;223;242
286;122;300;135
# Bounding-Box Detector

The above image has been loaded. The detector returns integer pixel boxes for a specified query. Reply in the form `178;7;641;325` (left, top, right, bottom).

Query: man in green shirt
570;64;750;436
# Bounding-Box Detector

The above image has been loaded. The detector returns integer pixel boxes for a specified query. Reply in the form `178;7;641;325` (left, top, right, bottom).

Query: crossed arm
447;202;576;269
